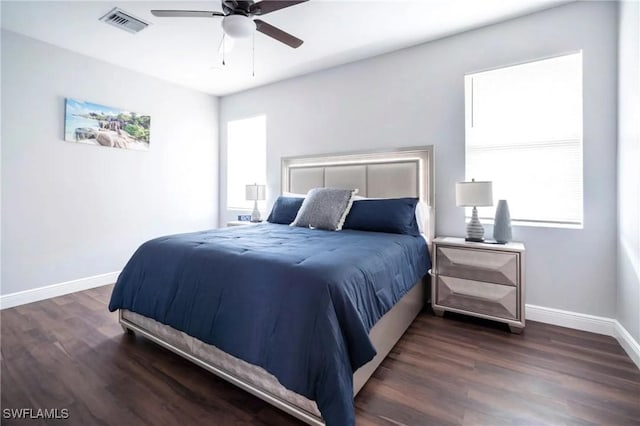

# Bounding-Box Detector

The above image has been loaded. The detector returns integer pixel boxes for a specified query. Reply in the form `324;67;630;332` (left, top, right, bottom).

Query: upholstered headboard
281;146;435;239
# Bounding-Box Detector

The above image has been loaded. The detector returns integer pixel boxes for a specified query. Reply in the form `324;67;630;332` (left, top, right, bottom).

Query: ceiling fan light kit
151;0;308;48
222;15;255;38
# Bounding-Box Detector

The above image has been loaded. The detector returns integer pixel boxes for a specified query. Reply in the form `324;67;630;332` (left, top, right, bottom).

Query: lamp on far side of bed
246;183;266;222
456;179;493;242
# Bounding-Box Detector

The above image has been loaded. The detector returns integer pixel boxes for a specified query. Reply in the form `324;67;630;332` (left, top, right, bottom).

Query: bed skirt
119;276;426;425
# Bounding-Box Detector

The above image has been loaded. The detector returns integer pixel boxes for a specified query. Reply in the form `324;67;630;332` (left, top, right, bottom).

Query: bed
110;146;435;425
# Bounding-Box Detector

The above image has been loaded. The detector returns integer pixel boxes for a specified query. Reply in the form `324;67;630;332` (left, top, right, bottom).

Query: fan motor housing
223;0;253;15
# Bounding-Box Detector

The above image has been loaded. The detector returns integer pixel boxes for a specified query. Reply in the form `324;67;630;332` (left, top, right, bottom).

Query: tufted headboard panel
281;146;434;239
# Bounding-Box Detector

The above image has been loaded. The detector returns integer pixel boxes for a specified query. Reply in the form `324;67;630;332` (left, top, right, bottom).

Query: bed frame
119;146;435;425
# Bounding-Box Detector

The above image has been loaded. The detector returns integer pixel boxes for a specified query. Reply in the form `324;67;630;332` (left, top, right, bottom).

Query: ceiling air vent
99;8;149;34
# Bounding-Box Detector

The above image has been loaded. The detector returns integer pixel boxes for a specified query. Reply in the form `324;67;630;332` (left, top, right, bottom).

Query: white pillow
415;201;430;235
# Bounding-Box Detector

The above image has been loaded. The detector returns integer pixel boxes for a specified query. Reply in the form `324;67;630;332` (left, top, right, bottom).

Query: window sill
470;217;583;230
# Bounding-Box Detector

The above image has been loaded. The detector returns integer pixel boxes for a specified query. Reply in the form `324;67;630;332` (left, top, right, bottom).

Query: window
465;52;583;226
227;115;266;209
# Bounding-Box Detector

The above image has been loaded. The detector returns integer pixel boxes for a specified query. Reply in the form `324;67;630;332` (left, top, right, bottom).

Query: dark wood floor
2;285;639;425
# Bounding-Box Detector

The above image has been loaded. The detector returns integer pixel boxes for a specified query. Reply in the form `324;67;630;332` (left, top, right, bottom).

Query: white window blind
465;52;583;226
227;115;266;210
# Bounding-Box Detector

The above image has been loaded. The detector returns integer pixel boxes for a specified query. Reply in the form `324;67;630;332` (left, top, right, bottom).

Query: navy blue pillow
267;196;305;225
343;198;420;236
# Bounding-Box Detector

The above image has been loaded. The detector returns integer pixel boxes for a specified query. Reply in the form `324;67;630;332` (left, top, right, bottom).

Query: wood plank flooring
2;285;639;425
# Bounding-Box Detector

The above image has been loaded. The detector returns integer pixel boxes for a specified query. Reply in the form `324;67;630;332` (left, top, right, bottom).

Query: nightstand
226;221;261;227
431;237;526;333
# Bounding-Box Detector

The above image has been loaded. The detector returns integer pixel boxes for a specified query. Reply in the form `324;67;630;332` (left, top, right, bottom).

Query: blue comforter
109;223;430;425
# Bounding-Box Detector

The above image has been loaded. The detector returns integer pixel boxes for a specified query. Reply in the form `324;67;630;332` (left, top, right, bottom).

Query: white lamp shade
456;181;493;207
245;184;266;201
222;15;255;38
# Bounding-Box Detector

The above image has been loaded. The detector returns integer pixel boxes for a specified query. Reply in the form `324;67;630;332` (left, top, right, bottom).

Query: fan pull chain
252;31;255;77
222;34;226;66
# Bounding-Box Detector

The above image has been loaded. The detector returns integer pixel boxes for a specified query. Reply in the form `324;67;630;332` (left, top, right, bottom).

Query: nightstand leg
433;308;445;317
508;324;524;334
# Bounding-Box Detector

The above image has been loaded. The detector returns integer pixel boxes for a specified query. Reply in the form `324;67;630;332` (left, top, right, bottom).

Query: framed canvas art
64;98;150;151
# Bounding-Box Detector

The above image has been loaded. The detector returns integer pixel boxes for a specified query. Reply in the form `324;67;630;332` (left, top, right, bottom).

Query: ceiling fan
151;0;309;48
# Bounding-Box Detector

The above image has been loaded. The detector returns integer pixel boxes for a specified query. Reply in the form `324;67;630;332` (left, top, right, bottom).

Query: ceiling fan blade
151;10;225;18
249;1;309;16
254;20;303;48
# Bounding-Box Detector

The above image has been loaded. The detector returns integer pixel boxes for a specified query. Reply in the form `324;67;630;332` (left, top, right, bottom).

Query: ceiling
1;0;570;96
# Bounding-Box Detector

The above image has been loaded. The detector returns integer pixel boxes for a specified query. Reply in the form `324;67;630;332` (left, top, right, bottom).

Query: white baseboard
526;304;640;369
0;271;120;310
525;304;617;336
615;320;640;369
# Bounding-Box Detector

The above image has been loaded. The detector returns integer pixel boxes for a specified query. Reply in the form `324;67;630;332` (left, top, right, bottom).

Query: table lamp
245;183;266;222
456;179;493;242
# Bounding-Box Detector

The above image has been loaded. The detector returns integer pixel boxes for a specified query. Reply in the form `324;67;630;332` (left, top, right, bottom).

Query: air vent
99;8;149;34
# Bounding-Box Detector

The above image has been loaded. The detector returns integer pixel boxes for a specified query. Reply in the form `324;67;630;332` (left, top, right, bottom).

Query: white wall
220;1;619;317
617;1;640;342
1;30;219;296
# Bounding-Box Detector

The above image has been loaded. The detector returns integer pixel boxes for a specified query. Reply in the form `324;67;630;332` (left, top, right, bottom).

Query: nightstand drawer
436;246;519;286
436;275;518;320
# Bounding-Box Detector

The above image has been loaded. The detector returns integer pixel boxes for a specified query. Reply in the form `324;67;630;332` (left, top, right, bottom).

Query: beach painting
64;98;150;151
